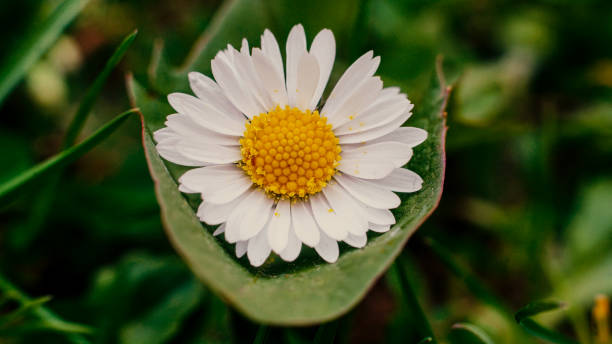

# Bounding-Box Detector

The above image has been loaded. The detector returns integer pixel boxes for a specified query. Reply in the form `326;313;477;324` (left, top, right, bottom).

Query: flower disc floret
240;106;341;199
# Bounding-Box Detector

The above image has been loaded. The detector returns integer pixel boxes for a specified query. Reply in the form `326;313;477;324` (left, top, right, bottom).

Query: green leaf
514;301;578;344
127;0;453;322
0;109;138;205
450;323;495;344
0;0;90;105
127;52;451;324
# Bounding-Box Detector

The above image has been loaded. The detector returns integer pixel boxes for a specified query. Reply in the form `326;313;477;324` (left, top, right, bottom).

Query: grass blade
424;237;508;313
10;30;138;249
0;108;138;204
0;296;52;327
450;323;495;344
63;30;137;147
394;257;437;343
515;301;578;344
0;273;92;342
0;0;90;105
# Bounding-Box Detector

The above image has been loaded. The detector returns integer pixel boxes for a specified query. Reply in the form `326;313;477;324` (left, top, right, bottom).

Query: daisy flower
153;24;427;267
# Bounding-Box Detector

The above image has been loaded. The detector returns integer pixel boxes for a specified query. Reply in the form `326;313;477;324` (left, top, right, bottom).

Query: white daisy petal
187;72;246;123
247;225;272;267
280;224;302;262
261;29;284;83
342;142;413;168
359;205;396;225
224;189;258;243
333;174;401;209
369;223;391;233
212;223;225;236
290;201;320;247
367;168;424;193
308;29;335;109
239;191;274;241
203;176;252;205
178;165;244;193
234;46;273;110
167;93;244;136
368;87;402;107
176;140;241;164
197;196;243;225
327;77;383;128
286;24;307;107
337;111;411;144
321;182;368;235
344;233;367;248
369;127;428;147
314;231;339;263
295;53;320;111
211;53;264;118
335;96;412;135
153;127;175;143
155;139;204;166
337;158;395;179
236;241;248;258
252;48;288;107
165;114;240;146
178;183;199;194
321;51;380;119
310;193;348;241
267;200;291;254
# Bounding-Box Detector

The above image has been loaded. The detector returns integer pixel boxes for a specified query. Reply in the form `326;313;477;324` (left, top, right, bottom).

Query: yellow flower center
239;106;341;199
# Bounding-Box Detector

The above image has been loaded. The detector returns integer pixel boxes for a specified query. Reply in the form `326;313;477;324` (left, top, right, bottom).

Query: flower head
154;24;427;266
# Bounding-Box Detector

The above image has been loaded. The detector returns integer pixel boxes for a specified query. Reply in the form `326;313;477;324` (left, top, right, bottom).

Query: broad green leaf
0;0;90;105
449;323;495;344
127;51;451;324
127;0;453;324
0;109;138;205
514;301;578;344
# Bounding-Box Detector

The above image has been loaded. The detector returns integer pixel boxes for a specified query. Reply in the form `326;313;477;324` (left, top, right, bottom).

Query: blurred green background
1;0;611;343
